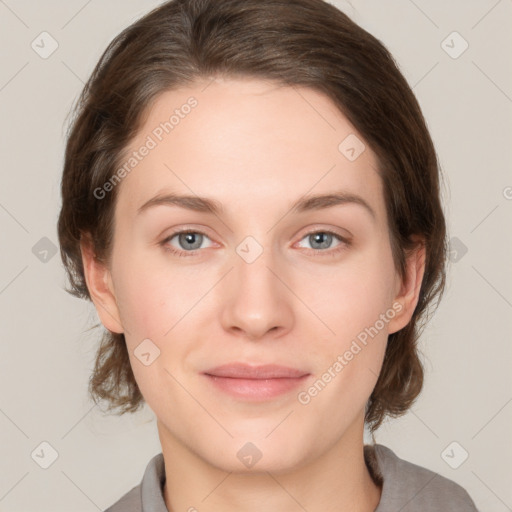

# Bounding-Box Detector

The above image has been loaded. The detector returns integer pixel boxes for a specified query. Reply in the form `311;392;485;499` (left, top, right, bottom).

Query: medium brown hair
58;0;447;433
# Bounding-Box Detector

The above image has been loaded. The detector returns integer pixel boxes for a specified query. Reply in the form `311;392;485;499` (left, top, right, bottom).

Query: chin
197;431;312;475
210;449;305;475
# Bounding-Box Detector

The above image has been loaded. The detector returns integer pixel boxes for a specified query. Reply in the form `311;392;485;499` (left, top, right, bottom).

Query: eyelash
159;229;351;258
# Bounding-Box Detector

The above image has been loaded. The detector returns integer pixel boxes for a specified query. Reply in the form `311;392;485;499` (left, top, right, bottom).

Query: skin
81;77;425;512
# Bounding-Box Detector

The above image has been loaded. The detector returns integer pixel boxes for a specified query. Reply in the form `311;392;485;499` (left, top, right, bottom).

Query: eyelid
159;224;215;244
296;225;352;242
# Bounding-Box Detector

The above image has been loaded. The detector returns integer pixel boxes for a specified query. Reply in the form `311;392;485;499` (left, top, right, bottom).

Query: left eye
296;231;346;251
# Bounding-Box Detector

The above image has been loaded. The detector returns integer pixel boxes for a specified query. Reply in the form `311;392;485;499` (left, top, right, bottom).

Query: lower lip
204;374;310;401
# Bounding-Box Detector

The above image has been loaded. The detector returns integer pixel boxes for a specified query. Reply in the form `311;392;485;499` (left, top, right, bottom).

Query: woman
57;0;479;510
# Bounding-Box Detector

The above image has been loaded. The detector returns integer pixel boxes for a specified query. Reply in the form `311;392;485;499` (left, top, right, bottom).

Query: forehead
115;77;385;224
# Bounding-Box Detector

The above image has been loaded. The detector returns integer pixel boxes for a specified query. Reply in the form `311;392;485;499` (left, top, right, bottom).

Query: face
85;77;421;473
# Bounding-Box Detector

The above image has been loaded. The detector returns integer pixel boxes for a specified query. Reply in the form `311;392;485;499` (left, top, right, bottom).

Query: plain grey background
0;1;511;511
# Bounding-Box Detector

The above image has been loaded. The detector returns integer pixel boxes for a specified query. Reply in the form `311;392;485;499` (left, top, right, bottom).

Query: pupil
312;232;331;249
180;233;201;250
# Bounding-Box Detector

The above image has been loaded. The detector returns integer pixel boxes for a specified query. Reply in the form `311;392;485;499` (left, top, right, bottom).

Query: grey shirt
104;443;479;511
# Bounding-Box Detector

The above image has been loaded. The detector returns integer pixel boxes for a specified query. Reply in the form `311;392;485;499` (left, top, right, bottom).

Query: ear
80;234;124;334
387;236;426;335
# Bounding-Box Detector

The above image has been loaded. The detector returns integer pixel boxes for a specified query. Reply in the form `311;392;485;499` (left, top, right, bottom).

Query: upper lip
204;363;309;379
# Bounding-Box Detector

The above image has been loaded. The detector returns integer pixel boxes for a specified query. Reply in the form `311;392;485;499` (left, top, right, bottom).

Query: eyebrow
136;190;376;221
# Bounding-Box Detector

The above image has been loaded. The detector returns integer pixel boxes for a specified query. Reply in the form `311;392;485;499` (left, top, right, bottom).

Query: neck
159;419;382;512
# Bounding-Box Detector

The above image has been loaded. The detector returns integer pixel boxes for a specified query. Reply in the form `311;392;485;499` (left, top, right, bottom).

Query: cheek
112;247;204;340
317;248;397;343
322;246;396;397
298;263;393;424
300;248;395;413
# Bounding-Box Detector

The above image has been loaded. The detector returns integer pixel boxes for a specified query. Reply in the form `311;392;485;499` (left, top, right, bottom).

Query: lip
203;363;310;401
204;363;308;379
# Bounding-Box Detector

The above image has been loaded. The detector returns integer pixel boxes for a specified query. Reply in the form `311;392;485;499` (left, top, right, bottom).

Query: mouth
202;363;311;401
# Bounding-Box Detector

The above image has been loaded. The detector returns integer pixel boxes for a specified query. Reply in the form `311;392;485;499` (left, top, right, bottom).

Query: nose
219;243;294;341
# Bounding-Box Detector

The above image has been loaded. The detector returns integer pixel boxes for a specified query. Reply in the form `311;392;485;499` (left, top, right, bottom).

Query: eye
160;228;351;258
160;230;213;257
296;230;350;256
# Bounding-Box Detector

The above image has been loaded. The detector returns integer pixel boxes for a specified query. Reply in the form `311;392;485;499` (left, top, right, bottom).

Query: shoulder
104;484;142;512
103;452;165;512
366;443;479;512
103;484;141;512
